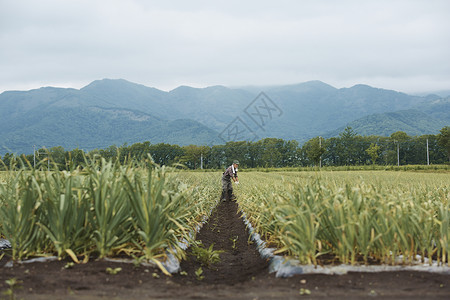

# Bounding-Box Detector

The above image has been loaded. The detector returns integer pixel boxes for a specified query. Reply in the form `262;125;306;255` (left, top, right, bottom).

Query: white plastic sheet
4;256;58;268
0;239;11;250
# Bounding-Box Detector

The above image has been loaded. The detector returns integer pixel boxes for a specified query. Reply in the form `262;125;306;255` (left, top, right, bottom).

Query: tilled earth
0;200;449;299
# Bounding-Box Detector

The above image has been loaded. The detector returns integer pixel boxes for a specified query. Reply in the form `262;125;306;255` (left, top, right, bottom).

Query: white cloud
0;0;449;93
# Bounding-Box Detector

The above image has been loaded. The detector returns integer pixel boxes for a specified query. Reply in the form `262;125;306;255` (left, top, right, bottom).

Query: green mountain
418;97;450;121
79;79;178;117
327;109;446;137
0;84;219;154
248;82;439;141
0;78;447;155
327;97;450;137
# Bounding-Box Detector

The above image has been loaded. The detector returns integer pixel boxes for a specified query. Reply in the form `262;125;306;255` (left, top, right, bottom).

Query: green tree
338;126;358;165
49;146;66;170
257;138;284;167
390;131;409;142
179;145;209;169
437;126;450;162
366;143;380;165
304;137;325;167
98;145;119;161
1;153;12;170
208;144;227;169
224;141;248;168
149;143;183;166
281;140;300;167
321;137;338;166
390;131;410;165
127;141;151;160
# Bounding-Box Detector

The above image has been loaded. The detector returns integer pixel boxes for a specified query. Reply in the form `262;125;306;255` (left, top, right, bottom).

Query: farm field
1;166;449;299
237;170;450;266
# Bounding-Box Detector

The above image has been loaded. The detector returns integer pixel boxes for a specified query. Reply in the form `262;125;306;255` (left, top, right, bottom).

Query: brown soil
1;200;449;299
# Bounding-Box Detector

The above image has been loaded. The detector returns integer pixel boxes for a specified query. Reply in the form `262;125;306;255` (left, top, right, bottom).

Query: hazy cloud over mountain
1;0;449;94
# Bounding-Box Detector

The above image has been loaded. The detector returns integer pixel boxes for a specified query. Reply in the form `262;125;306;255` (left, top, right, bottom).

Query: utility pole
200;153;203;169
397;141;400;166
426;138;430;165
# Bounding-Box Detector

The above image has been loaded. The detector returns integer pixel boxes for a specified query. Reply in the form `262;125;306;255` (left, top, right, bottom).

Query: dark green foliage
303;137;325;166
1;128;449;170
437;126;450;162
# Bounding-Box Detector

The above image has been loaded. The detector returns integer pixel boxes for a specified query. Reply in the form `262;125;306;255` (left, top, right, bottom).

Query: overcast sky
1;0;449;94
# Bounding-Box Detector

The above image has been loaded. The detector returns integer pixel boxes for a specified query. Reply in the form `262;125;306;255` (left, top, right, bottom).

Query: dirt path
0;200;449;299
173;200;268;285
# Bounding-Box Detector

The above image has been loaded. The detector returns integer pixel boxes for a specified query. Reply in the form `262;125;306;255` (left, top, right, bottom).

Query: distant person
221;160;239;202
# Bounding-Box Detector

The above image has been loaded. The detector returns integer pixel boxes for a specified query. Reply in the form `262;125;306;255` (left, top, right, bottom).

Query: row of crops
236;171;450;266
0;157;218;273
1;159;449;269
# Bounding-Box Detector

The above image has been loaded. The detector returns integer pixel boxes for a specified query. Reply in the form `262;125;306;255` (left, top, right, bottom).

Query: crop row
0;157;218;273
237;171;450;266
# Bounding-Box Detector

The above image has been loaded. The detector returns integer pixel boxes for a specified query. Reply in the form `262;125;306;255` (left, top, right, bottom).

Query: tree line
1;126;449;170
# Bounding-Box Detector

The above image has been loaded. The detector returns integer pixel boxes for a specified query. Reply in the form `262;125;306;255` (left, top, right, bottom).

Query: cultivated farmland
0;159;218;271
237;171;450;266
0;164;449;299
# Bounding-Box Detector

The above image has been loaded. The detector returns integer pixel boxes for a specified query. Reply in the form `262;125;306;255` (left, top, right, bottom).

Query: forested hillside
0;79;448;155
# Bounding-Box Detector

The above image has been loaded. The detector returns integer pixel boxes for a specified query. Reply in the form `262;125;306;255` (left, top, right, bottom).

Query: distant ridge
326;109;447;137
0;79;448;155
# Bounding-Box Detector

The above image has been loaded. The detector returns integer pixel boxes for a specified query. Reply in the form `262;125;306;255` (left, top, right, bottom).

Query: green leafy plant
299;288;311;295
105;267;122;275
3;278;23;300
0;168;42;260
131;255;146;268
37;170;90;263
88;159;133;259
195;267;204;281
124;160;192;275
191;242;224;267
64;262;75;269
230;236;239;250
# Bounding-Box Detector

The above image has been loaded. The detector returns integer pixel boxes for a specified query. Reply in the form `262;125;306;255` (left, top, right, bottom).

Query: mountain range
0;79;449;155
